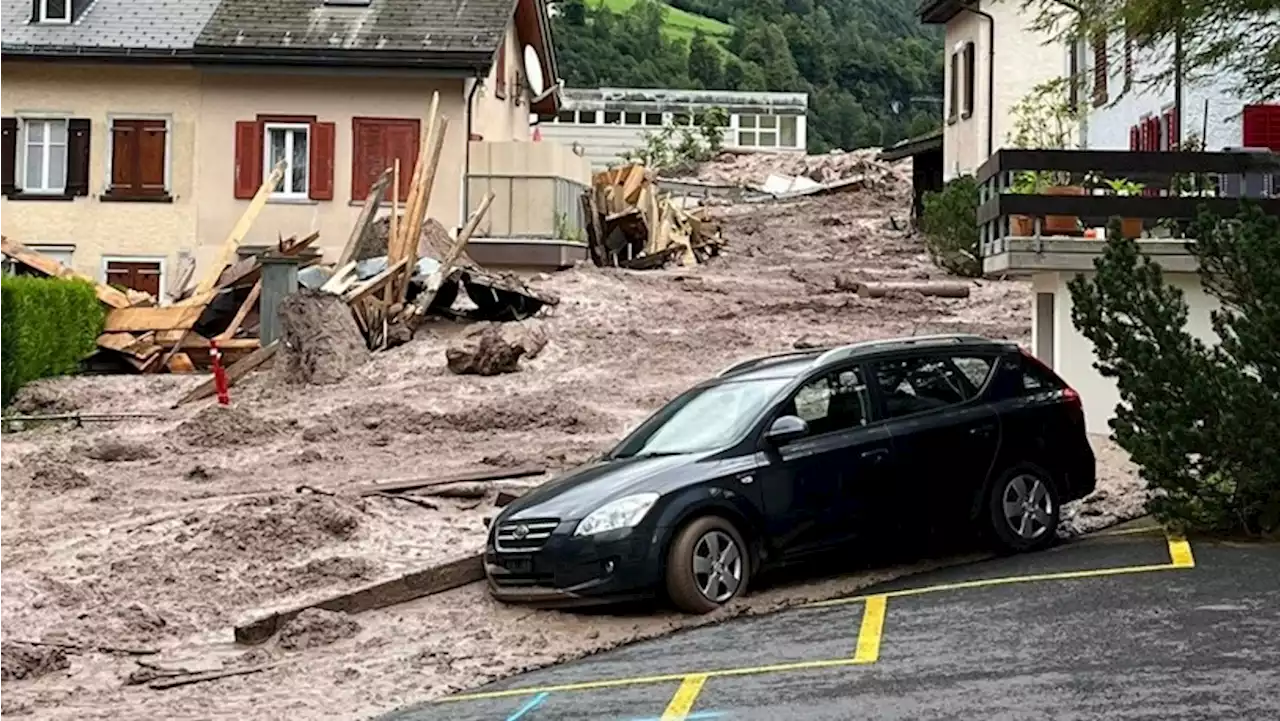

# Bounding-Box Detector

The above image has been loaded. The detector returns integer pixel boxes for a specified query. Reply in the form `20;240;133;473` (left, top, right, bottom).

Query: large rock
277;289;369;385
445;322;547;376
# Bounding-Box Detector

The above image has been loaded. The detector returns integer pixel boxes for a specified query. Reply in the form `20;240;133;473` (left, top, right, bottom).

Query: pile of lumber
582;163;725;269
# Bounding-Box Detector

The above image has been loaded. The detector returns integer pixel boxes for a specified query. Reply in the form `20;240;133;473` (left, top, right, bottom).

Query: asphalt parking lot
380;526;1280;721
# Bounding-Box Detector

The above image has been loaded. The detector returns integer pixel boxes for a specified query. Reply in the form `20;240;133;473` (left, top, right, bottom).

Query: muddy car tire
987;464;1060;553
665;515;750;614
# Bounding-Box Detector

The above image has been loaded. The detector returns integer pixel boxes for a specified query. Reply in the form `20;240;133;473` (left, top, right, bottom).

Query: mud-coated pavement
379;528;1280;721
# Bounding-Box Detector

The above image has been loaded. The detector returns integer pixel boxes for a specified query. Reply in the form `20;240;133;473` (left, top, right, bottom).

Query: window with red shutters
1242;104;1280;151
1129;124;1140;150
351;117;421;201
233;115;334;201
1091;32;1108;106
1163;107;1178;150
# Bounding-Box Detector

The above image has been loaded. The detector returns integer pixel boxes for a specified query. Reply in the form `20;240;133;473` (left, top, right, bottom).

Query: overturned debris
277;290;369;385
582;164;725;269
445;322;547;376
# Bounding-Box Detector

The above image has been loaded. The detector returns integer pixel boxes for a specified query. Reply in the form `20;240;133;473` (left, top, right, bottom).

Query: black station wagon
485;334;1096;613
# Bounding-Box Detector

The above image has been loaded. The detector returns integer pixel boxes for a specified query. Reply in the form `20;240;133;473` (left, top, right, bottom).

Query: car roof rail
812;333;991;367
716;348;828;377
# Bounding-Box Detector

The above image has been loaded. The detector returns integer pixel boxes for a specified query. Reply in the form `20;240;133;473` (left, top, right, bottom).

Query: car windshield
610;377;790;459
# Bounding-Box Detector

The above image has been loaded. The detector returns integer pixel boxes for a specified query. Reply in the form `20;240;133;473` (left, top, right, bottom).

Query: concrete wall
0;62;201;296
466;140;592;238
942;0;1071;180
1083;29;1251;151
537;122;649;169
1033;270;1221;435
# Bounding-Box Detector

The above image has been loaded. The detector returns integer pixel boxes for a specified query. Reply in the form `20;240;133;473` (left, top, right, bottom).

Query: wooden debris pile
581;163;725;269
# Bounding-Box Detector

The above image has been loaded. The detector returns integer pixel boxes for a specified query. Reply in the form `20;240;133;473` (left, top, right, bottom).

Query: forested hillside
551;0;943;152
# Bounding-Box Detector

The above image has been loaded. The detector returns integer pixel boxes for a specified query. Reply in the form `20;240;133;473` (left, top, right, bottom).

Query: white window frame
263;122;310;199
38;0;71;23
20;116;69;194
106;114;174;195
28;243;75;268
101;255;168;304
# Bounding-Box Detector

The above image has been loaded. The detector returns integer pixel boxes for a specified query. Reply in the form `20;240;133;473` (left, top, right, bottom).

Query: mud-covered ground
0;158;1144;719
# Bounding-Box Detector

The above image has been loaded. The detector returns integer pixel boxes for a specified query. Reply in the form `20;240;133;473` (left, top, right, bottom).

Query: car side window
786;366;871;436
875;356;976;419
950;355;995;390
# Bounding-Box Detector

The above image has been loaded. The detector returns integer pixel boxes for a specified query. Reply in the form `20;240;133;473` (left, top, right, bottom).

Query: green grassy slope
587;0;734;43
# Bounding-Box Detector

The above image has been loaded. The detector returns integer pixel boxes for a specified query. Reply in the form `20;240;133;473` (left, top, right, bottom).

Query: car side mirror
765;415;808;444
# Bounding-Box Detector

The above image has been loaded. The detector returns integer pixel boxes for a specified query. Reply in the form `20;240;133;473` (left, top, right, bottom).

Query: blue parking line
625;712;725;721
505;692;550;721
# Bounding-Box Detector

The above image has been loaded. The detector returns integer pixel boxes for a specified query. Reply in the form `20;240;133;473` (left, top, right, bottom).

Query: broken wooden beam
148;663;276;690
173;340;278;407
233;555;484;645
336;170;392;270
2;237;134;308
103;305;206;333
855;281;971;299
352;464;546;497
187;160;286;301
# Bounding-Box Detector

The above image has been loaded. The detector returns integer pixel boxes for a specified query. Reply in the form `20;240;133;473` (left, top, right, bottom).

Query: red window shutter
234;120;263;199
309;121;336;201
1164;108;1178;150
386;121;420;200
1242;104;1280;151
1129;124;1140;150
495;43;507;99
351;118;384;201
1091;33;1108;106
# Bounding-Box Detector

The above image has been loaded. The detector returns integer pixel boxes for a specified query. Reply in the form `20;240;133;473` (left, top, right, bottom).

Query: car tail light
1020;347;1084;416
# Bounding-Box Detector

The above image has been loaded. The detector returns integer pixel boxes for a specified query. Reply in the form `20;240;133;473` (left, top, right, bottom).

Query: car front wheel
987;465;1060;553
665;516;749;614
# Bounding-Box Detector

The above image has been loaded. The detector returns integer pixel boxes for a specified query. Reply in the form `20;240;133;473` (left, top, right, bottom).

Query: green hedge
921;175;981;278
2;275;104;407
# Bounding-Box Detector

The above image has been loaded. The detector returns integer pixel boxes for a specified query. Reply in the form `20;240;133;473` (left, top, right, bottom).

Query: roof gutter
960;4;996;158
1;46;493;73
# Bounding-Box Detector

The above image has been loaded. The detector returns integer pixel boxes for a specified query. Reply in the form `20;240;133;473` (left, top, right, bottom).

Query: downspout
961;4;996;157
462;76;483;229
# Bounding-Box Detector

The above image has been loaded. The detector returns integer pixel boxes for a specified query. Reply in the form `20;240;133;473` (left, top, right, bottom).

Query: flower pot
1043;185;1084;234
1011;215;1035;236
1119;217;1143;239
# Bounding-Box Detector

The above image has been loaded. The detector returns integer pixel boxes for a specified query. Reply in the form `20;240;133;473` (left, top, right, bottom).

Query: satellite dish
522;44;545;96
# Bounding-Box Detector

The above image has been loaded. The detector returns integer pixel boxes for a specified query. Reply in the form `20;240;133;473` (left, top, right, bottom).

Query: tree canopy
550;0;944;151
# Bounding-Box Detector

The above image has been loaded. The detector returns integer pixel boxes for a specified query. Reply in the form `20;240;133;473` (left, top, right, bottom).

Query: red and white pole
210;339;230;406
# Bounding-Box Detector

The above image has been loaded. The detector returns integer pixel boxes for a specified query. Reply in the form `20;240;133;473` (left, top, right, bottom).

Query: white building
919;0;1072;181
538;87;808;169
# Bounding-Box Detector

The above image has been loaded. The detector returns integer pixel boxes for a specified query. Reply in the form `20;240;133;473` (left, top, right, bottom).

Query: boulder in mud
1;642;70;681
87;439;158;462
277;608;361;651
445;322;547;376
277;289;369;385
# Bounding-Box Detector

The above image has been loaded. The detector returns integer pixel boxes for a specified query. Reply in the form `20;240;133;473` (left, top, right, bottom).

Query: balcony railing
975;149;1280;259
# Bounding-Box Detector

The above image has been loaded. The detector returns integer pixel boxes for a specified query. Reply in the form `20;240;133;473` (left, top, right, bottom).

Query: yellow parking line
660;674;707;720
1168;536;1195;568
1095;525;1165;537
853;595;887;663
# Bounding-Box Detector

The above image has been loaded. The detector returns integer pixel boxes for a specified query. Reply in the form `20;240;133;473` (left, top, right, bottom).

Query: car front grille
494;518;560;552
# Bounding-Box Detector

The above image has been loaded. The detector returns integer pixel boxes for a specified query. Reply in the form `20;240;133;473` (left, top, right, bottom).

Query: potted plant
1008;171;1039;235
1007;77;1085;234
1101;177;1146;238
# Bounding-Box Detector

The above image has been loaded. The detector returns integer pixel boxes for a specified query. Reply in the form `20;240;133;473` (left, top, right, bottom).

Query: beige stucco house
2;0;586;301
920;0;1073;181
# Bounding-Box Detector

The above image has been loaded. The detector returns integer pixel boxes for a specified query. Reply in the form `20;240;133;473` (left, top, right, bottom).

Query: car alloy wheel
1002;473;1054;540
692;529;742;603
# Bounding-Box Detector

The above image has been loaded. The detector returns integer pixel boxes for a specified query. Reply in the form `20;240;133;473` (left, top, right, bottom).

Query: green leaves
920;175;982;278
1069;208;1280;535
1;275;104;407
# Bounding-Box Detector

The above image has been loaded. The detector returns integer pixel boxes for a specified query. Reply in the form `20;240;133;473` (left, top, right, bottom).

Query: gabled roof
0;0;221;54
918;0;970;25
194;0;511;66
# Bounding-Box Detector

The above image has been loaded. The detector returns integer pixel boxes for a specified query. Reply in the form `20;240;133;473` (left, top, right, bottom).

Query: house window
948;51;960;122
555;110;575;123
38;0;71;23
265;123;310;198
352;117;420;200
29;244;75;267
22;118;68;193
962;42;975;118
644;113;663;126
105;259;163;299
603;111;622;124
780;115;798;147
107;118;169;199
1092;32;1109;106
737;114;757;146
624;112;643;125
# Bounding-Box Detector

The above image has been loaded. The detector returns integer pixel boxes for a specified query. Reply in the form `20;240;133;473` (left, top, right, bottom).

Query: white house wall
1084;29;1252;150
942;0;1070;180
1036;271;1221;435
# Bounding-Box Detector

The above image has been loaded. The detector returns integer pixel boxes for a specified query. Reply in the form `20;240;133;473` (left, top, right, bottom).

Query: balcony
976;149;1280;276
464;141;593;271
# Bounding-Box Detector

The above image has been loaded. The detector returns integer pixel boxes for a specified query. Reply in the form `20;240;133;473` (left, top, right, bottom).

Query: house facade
919;0;1072;181
1;0;574;301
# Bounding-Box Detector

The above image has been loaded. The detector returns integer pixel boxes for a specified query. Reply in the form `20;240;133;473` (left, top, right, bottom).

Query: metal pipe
462;76;483;229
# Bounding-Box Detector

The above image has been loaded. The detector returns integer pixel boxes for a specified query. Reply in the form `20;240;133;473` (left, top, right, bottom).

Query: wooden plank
97;332;141;352
180;337;260;350
319;261;358;295
188;160;286;300
352;464;546;496
216;231;321;291
104;305;205;333
397;110;448;303
173;341;278;407
234;555;484;645
2;237;132;308
390;158;400;262
165;353;196;373
621;164;646;205
215;279;261;341
335;169;391;270
391;92;439;269
148;664;276;690
343;259;408;305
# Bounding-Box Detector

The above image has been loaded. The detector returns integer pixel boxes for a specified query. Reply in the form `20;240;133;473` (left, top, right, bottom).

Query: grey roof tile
2;0;221;52
196;0;513;55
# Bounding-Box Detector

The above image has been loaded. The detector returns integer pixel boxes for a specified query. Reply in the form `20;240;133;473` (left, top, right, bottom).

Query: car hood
502;453;701;522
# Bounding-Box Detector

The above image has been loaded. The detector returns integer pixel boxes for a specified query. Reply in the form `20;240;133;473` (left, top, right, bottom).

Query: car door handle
861;448;889;462
969;424;996;437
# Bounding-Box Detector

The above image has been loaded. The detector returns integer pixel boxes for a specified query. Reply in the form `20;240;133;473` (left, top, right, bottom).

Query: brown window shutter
138;121;167;194
948;52;959;121
2;117;16;195
66;118;91;196
1092;33;1108;107
111;120;139;193
351;118;384;201
386;121;420;199
962;42;975;116
234;120;263;199
309;121;335;201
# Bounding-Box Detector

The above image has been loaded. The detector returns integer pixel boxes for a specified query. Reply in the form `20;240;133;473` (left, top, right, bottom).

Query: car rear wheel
987;465;1060;553
665;516;749;614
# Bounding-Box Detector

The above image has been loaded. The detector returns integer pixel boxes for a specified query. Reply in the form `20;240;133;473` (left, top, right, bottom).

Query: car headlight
573;493;660;537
